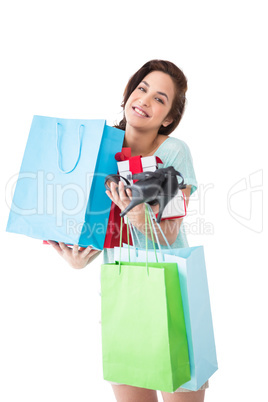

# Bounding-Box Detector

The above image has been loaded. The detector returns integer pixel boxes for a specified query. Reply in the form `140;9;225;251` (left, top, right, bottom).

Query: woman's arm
106;181;191;246
47;241;101;269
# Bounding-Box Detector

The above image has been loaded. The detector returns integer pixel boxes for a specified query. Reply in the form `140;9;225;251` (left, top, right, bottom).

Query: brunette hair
115;59;188;135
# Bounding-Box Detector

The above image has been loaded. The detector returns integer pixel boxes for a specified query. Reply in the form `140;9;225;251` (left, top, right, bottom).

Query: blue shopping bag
115;244;218;391
6;115;124;249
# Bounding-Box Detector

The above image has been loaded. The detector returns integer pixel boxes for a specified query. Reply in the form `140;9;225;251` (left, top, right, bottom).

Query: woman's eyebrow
141;80;169;101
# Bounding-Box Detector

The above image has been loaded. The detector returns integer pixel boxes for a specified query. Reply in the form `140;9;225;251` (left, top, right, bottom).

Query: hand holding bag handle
56;122;85;174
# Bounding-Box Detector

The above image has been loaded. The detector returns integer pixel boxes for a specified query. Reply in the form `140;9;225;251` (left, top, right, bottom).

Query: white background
0;1;267;401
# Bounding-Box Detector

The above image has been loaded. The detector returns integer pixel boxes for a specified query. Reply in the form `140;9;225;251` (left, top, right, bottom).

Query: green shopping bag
101;206;190;392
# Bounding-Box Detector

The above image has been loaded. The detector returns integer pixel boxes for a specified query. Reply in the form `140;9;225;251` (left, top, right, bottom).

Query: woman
48;60;207;401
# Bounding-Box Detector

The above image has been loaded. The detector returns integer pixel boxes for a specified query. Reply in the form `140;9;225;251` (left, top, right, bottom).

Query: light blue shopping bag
114;244;218;390
6;115;124;249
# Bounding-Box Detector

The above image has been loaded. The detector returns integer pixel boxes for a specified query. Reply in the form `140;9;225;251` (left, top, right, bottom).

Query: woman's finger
126;188;132;200
85;249;101;263
81;246;93;257
73;244;79;256
110;182;119;201
110;182;123;209
47;240;58;247
58;242;69;252
118;181;128;203
105;190;112;200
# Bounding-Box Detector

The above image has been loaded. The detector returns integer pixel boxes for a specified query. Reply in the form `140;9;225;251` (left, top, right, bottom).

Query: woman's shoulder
156;135;191;156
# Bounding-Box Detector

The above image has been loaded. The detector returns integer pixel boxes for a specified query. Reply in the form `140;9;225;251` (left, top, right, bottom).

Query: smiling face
124;70;175;134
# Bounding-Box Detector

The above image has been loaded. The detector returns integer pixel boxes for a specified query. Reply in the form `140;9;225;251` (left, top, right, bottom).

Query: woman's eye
155;97;164;104
138;86;146;92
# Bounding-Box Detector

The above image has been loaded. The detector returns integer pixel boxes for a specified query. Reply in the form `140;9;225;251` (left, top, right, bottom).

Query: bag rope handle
145;204;158;264
56;122;84;174
144;205;173;263
118;205;159;274
147;205;171;251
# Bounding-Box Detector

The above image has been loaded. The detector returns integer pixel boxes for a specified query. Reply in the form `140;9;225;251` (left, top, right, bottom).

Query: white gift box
118;156;158;182
117;156;186;220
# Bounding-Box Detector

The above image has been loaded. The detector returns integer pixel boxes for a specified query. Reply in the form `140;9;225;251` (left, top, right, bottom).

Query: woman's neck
123;125;164;157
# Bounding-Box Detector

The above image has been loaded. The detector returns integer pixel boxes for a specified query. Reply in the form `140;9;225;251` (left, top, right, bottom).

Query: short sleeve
154;137;198;195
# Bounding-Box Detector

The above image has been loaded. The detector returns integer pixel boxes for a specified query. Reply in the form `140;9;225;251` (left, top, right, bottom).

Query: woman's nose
139;94;150;107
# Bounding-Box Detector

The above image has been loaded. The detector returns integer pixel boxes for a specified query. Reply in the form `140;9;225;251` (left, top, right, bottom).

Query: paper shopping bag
103;201;133;248
115;245;218;390
101;260;191;392
6;115;124;249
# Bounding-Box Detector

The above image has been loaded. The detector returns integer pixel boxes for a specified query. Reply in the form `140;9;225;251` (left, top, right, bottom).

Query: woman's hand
47;241;101;269
105;181;146;227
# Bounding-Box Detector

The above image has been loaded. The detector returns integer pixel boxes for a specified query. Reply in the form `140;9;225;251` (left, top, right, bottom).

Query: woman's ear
162;116;173;127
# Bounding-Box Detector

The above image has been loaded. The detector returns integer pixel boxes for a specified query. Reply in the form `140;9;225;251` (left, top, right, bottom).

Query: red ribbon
115;148;131;161
129;155;142;183
115;147;163;182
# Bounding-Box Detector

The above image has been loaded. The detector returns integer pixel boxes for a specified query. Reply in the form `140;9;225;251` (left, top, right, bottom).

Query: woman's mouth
132;107;149;118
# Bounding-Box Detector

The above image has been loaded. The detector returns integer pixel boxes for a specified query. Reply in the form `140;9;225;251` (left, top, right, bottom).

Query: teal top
103;137;198;264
